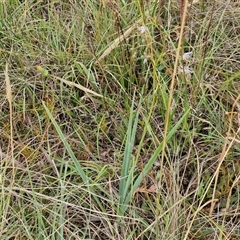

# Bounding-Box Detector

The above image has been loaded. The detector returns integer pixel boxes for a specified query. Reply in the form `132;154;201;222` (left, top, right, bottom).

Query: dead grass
0;0;240;239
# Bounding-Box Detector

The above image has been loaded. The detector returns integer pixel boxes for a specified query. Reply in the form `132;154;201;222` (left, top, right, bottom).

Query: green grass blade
119;92;143;213
42;101;89;184
119;92;136;203
119;92;141;204
122;108;191;212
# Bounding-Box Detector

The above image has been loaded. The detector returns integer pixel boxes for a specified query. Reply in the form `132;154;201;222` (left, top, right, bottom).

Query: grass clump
0;0;240;239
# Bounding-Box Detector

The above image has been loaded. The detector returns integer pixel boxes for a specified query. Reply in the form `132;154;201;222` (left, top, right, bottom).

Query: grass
0;0;240;239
